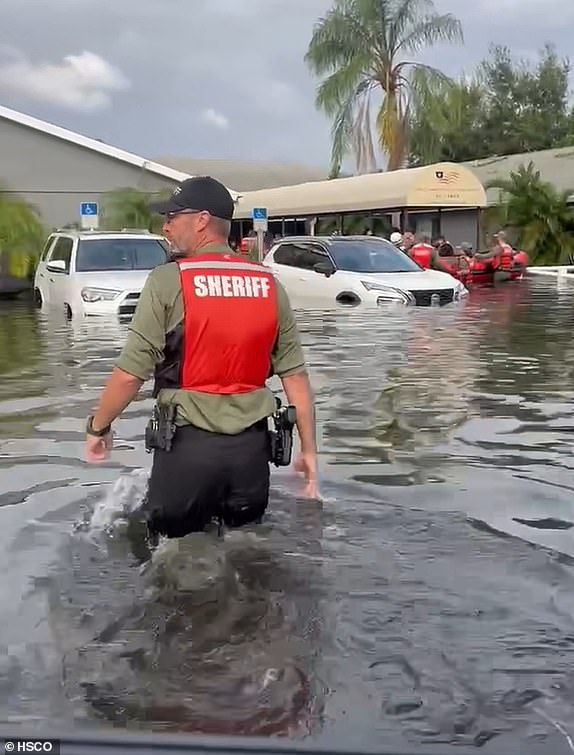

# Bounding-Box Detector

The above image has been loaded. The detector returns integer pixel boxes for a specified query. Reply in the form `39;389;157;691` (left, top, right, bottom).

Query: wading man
84;176;319;539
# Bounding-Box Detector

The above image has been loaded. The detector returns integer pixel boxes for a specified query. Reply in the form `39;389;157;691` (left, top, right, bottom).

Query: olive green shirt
116;244;306;434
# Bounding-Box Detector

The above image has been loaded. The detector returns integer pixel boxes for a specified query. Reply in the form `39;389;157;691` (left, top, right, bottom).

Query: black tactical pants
142;420;271;539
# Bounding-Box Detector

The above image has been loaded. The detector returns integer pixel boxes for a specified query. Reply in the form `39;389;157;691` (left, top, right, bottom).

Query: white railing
527;265;574;277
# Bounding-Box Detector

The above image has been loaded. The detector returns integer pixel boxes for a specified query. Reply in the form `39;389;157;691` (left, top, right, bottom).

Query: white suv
263;235;467;307
34;230;170;318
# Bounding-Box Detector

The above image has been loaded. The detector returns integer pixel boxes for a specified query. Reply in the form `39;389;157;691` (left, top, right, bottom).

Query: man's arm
90;271;167;430
271;281;315;445
91;369;144;432
281;370;316;455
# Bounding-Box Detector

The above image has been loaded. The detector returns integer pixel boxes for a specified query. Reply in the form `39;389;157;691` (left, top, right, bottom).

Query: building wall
406;209;479;247
440;209;480;249
0;118;179;229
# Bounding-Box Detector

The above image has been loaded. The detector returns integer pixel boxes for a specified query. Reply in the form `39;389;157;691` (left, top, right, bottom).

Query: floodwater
1;277;574;754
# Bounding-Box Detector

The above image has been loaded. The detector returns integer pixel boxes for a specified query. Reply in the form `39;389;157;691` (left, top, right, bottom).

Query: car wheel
33;288;43;307
336;291;361;306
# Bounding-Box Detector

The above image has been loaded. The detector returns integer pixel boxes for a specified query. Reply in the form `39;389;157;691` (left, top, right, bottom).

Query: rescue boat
470;249;528;286
435;250;529;287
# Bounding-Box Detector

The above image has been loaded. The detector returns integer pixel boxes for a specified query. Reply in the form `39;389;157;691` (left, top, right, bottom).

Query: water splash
87;469;149;534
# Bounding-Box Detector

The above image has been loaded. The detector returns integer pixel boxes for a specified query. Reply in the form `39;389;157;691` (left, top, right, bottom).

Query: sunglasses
165;209;206;221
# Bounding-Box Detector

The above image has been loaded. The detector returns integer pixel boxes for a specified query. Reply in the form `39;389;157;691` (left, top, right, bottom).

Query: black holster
145;403;177;453
269;398;297;467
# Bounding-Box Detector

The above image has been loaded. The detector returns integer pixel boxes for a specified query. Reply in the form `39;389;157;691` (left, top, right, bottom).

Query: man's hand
85;430;113;463
294;451;320;500
84;368;144;464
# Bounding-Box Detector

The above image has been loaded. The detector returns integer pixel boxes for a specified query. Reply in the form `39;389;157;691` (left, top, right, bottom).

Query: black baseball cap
149;176;235;220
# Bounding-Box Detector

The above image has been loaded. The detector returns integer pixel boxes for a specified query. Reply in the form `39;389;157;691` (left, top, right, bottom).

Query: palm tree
487;162;574;265
102;187;167;233
0;184;45;281
305;0;463;176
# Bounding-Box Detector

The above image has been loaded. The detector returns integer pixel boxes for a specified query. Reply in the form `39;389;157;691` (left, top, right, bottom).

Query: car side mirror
46;259;67;273
314;261;335;277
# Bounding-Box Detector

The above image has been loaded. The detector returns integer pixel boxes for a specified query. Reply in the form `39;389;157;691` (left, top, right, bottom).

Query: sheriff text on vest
193;274;272;298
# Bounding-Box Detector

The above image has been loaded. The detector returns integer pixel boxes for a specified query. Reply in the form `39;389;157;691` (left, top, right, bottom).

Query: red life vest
437;256;458;275
470;258;487;273
499;242;514;270
174;253;279;395
410;243;433;269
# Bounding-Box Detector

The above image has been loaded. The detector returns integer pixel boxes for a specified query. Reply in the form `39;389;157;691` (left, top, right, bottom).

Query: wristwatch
86;415;111;437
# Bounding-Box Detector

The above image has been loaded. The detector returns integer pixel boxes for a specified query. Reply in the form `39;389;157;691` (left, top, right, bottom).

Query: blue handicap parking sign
80;202;98;216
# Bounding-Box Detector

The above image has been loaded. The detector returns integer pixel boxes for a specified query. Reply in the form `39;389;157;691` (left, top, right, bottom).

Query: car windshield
75;238;168;272
329;239;422;273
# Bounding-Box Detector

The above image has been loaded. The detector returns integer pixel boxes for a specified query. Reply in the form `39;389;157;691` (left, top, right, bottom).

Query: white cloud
199;107;230;130
0;50;129;111
469;0;574;25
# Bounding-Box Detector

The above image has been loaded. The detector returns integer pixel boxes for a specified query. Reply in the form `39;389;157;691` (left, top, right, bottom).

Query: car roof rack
50;228;155;234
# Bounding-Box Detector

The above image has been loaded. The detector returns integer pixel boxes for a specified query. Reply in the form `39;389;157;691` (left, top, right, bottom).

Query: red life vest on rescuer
499;242;514;270
410;243;433;269
154;253;279;396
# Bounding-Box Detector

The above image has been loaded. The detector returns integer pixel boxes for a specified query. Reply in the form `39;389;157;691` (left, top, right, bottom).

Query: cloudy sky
1;0;572;170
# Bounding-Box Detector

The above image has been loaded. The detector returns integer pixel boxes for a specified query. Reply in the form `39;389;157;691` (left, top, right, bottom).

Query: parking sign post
80;202;99;230
251;207;268;262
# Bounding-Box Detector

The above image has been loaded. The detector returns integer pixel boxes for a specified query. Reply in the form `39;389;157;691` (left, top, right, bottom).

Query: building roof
235;162;487;219
0;105;238;200
154;157;328;192
464;146;574;204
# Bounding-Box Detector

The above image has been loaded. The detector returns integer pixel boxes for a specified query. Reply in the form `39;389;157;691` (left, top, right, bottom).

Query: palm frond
305;1;375;76
315;61;371;116
354;92;378;172
388;0;435;56
328;78;375;175
405;63;454;112
396;13;463;57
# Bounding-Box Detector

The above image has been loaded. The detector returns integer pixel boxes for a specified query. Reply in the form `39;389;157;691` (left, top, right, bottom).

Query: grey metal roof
463;146;574;204
153;157;327;192
0;105;193;186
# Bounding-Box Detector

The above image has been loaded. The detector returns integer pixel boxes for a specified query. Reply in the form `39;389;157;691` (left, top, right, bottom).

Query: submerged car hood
349;269;458;290
75;270;153;291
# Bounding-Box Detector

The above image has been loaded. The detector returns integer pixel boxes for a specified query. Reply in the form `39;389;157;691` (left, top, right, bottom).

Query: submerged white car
34;230;170;318
263;235;468;307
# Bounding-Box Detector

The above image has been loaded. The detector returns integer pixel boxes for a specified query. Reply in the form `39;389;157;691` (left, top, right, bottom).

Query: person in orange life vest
84;176;319;540
471;235;503;274
410;233;434;269
494;231;514;270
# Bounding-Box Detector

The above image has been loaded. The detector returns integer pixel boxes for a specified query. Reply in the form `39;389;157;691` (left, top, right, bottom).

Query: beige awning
235;162;487;219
